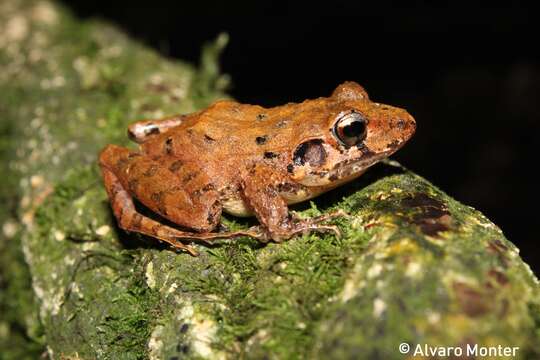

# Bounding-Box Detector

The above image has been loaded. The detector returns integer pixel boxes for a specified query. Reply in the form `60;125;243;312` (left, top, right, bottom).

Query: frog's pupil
342;121;365;138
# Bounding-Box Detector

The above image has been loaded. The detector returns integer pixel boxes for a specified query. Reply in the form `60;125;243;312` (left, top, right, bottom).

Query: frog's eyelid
338;116;357;127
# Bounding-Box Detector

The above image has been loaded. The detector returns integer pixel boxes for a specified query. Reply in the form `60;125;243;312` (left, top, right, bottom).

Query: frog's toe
311;209;350;223
178;226;267;246
168;241;199;256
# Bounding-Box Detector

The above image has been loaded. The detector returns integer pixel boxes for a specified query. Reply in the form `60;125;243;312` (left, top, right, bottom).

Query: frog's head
288;81;416;187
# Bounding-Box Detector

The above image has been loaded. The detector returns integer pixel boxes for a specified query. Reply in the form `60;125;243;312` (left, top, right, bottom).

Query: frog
99;81;416;255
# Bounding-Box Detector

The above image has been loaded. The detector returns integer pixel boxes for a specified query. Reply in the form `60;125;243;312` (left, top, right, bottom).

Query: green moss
0;234;45;360
99;263;159;359
22;161;540;359
0;20;44;358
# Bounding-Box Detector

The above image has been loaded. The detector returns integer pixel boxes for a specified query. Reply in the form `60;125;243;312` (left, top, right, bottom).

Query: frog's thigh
128;114;185;143
99;145;221;232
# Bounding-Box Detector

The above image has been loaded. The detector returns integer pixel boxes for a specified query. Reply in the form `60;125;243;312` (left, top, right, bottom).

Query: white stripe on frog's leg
127;115;185;143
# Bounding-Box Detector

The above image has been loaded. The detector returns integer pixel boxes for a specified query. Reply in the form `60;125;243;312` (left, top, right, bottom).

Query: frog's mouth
298;152;391;187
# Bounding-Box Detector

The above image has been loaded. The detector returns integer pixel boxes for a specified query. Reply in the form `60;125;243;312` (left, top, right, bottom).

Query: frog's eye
333;111;368;147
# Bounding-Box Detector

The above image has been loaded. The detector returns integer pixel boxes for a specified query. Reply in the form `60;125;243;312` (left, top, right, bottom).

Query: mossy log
1;1;540;359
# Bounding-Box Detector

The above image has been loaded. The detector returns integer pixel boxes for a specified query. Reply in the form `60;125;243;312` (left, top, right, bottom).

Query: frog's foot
201;211;348;245
188;219;342;247
253;215;344;244
279;209;349;240
277;223;341;243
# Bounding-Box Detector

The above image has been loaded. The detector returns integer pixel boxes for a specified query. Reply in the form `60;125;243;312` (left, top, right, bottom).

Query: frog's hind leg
100;165;197;255
99;145;262;255
128;114;185;143
100;144;224;232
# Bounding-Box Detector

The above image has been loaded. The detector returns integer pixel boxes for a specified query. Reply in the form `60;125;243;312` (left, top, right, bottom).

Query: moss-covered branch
1;1;540;359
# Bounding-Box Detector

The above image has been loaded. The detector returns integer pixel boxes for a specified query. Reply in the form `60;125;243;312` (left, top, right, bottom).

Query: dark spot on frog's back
168;160;183;172
256;113;267;121
256;135;268;145
264;151;279;159
204;134;215;143
165;137;173;154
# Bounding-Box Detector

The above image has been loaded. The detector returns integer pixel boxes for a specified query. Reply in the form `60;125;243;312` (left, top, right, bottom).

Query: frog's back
140;96;345;175
176;98;339;154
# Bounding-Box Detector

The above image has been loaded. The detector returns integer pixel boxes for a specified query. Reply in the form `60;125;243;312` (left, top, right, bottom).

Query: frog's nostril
395;118;408;130
395;115;416;133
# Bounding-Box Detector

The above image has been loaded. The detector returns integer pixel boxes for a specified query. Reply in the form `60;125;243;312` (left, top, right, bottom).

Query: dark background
62;1;539;273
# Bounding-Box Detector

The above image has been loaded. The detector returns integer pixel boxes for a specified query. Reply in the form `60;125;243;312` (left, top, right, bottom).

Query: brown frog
99;81;416;255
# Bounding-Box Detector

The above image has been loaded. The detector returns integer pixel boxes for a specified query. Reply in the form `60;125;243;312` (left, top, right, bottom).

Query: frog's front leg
99;145;263;255
240;164;341;242
127;114;185;143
